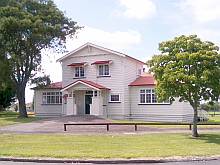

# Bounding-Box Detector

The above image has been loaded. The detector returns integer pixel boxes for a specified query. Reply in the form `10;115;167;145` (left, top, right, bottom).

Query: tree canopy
148;35;220;137
0;0;81;117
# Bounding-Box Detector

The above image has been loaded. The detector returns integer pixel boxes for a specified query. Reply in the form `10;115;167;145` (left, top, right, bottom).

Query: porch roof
61;80;110;91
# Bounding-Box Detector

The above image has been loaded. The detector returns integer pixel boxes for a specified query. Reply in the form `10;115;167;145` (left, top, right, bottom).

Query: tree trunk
17;84;28;118
192;106;199;137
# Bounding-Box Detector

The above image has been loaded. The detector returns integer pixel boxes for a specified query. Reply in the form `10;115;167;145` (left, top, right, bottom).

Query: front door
85;95;92;114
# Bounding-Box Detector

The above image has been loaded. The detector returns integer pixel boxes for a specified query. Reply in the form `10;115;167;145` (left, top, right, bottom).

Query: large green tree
0;46;15;110
0;0;81;117
148;35;220;137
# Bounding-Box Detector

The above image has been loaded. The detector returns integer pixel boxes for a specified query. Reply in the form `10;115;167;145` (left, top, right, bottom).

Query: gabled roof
61;80;110;91
32;82;62;90
129;74;156;86
56;42;145;64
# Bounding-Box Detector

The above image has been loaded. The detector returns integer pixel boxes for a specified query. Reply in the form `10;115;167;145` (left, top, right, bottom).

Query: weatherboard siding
129;86;194;122
61;47;126;118
34;90;62;117
123;57;144;116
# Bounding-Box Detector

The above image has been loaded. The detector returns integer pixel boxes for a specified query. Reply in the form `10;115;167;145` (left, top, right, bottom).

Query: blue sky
26;0;220;102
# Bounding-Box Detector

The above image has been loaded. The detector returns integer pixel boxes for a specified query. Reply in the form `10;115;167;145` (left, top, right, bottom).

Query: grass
0;111;39;127
0;133;220;159
207;115;220;123
112;114;220;129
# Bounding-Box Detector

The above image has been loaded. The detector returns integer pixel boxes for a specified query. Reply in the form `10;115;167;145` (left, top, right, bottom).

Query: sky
26;0;220;103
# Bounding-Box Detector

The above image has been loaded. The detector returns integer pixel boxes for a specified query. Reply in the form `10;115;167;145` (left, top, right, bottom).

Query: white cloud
115;0;156;20
181;0;220;23
66;26;142;52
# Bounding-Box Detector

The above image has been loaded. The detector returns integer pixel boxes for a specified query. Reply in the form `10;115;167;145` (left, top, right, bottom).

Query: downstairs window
42;92;62;104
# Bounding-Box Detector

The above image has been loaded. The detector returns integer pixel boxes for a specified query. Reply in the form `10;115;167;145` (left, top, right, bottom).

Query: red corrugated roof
91;60;112;65
67;62;87;67
62;80;110;90
129;75;156;86
48;82;63;89
31;82;62;90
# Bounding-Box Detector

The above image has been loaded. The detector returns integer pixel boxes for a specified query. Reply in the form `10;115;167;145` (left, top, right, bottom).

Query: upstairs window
140;89;169;104
42;92;62;104
99;65;109;76
75;67;85;78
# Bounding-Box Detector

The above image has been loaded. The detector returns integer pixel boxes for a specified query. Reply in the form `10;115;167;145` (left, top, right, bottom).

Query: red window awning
91;60;112;65
67;62;87;67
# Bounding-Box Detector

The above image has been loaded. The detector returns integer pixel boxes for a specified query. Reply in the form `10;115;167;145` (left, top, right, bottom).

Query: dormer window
99;64;109;76
75;66;85;78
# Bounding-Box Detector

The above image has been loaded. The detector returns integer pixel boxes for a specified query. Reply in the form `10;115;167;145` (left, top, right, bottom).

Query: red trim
63;80;110;90
67;62;86;67
91;60;112;65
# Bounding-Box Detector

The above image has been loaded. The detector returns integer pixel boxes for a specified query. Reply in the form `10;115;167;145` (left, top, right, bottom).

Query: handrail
63;122;220;131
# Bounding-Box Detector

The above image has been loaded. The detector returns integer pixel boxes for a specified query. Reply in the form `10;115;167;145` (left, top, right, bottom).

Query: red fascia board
91;60;111;65
67;62;86;67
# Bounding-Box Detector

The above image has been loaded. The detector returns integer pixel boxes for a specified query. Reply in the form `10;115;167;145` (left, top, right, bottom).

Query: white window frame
98;64;110;76
42;92;62;105
139;89;170;104
74;66;85;78
109;94;121;103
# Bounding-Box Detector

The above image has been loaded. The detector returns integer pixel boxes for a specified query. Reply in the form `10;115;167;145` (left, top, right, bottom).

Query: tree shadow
190;133;220;145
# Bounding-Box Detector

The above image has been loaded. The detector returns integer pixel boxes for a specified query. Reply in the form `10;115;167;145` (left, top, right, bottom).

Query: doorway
85;95;92;114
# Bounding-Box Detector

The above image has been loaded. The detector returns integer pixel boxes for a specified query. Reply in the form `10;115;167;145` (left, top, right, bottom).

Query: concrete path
0;115;220;134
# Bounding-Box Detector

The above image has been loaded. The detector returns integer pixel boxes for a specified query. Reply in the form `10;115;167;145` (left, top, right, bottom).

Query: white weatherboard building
33;43;194;122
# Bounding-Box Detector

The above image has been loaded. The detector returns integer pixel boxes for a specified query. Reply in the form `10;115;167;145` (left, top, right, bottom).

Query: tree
31;75;51;88
0;85;15;111
148;35;220;137
0;45;15;110
0;0;81;117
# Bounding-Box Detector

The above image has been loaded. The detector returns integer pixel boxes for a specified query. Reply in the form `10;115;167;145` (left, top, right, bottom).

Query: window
42;92;62;104
74;67;85;78
109;94;120;102
139;89;169;104
99;65;109;76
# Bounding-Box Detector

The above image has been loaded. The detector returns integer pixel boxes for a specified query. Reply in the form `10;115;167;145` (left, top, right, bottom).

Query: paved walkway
0;115;220;134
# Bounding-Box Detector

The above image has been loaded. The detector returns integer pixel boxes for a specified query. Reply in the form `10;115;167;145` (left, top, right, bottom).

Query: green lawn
0;133;220;159
0;111;39;127
208;115;220;123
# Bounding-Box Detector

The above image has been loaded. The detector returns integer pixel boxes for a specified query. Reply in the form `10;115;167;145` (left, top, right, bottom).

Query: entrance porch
61;80;110;116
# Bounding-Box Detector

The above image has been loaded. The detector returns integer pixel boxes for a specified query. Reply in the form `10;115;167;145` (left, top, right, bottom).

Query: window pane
75;67;79;77
146;94;151;103
80;67;84;77
111;94;119;101
99;65;103;75
152;94;157;103
47;96;50;104
51;96;55;103
140;94;145;103
104;65;109;75
140;90;145;93
146;89;151;93
56;96;60;103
